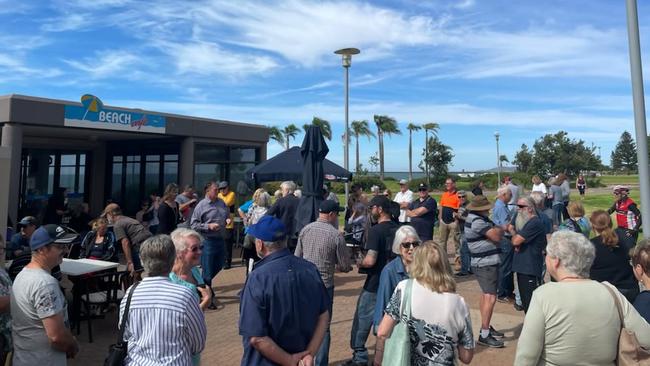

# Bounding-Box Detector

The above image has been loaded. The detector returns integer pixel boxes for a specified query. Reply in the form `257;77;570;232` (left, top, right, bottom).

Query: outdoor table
62;258;120;330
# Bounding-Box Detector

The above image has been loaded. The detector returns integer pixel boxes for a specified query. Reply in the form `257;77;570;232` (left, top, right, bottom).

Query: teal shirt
169;267;205;365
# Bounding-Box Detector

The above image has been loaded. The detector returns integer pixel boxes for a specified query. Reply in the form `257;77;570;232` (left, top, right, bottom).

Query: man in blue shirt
493;187;514;302
239;216;329;366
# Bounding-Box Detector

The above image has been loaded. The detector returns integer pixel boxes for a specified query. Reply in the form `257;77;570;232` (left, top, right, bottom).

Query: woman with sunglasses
169;229;211;311
372;226;421;362
375;242;474;365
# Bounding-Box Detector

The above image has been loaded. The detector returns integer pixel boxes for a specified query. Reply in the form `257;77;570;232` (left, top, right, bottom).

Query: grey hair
497;186;510;197
256;192;272;207
170;228;203;253
294;189;302;198
546;231;595;278
519;196;536;210
140;235;176;277
393;225;420;249
280;181;296;193
529;192;545;208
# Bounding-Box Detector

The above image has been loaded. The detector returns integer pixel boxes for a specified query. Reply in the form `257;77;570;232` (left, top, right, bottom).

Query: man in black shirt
266;181;300;249
342;195;398;366
406;183;437;241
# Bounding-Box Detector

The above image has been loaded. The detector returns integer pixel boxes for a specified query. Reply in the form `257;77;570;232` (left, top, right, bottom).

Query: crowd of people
0;174;648;365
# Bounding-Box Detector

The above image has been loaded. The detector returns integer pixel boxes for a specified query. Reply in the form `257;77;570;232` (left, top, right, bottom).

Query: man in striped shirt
119;235;206;365
295;200;352;366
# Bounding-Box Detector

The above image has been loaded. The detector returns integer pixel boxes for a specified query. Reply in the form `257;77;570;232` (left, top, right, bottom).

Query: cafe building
0;94;269;225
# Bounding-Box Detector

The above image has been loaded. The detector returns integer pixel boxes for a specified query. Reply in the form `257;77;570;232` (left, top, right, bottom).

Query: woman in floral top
376;241;474;366
0;235;12;364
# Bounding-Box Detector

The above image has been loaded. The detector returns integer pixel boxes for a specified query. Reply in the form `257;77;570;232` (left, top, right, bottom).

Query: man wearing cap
344;195;399;366
295;200;352;366
103;203;151;277
393;179;413;224
405;183;438;242
439;177;461;268
240;216;329;366
465;195;505;348
191;181;229;309
218;181;236;269
7;216;37;260
11;225;79;365
608;185;642;245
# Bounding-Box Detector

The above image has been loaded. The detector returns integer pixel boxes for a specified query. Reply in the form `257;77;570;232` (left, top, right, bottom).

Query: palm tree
373;115;401;180
422;122;440;185
281;124;300;150
351;120;375;174
406;123;422;181
302;117;332;140
269;126;284;147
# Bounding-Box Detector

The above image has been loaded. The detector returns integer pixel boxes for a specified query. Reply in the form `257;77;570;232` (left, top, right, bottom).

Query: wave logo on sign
64;94;166;134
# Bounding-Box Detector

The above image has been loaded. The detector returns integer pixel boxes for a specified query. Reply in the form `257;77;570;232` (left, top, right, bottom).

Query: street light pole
335;48;360;208
495;132;501;186
626;0;650;239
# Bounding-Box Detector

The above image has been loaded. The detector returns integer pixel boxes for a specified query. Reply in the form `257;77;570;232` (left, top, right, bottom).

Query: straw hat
467;195;493;211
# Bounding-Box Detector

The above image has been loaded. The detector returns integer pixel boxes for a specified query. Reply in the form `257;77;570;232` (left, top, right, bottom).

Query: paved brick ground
68;249;524;366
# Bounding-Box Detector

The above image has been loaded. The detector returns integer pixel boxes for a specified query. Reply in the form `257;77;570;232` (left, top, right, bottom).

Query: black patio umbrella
294;126;329;234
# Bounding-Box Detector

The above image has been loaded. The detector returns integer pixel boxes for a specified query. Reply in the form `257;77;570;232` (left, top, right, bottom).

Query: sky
1;0;649;172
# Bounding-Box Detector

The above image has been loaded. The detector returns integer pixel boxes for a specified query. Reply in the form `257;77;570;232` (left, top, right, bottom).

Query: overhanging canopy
246;146;352;186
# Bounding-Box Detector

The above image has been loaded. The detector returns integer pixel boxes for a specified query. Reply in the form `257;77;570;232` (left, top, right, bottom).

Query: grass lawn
599;175;639;185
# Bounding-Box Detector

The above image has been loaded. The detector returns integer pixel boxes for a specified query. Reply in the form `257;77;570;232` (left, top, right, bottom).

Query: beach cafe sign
64;94;166;134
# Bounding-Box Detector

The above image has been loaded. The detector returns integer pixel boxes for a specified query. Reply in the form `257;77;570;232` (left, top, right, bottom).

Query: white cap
399;179;408;185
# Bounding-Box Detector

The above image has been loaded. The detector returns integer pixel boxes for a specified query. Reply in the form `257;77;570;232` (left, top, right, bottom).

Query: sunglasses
190;245;204;253
517;204;529;209
401;241;421;249
458;195;466;198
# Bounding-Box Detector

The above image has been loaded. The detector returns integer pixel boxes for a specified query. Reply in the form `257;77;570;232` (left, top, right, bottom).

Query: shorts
472;264;499;294
578;186;586;195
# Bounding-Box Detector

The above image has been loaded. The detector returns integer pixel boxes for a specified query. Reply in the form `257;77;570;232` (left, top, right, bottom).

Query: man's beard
515;210;531;231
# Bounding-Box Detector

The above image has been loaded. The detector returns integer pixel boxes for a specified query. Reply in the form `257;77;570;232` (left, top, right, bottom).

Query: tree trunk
379;130;385;180
355;135;360;173
425;130;430;185
408;130;413;181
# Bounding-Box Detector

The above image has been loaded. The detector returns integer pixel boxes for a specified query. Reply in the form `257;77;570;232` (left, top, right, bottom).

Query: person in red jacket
608;185;642;246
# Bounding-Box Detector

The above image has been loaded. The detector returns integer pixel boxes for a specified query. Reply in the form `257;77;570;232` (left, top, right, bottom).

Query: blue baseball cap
248;216;287;242
30;224;76;251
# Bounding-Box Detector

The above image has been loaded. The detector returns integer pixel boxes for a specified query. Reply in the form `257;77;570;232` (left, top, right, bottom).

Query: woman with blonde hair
80;217;117;261
157;183;180;235
559;201;590;237
589;210;639;303
531;175;547;196
375;242;474;365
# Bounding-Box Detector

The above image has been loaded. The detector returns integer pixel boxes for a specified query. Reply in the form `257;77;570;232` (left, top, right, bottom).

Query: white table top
60;258;119;276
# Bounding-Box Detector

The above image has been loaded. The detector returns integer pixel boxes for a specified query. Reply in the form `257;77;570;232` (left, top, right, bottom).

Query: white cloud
41;12;94;32
161;41;278;78
63;50;140;78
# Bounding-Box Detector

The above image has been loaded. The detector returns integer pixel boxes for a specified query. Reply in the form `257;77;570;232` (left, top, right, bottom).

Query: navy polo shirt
239;248;328;366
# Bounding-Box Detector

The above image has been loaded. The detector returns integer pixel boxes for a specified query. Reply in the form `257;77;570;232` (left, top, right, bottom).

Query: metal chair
77;270;130;343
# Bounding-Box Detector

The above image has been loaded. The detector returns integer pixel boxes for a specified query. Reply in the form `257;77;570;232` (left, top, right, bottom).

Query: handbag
602;283;650;365
382;279;414;366
104;281;140;366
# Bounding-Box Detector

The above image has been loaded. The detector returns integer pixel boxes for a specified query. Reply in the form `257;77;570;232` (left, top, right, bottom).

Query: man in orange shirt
218;181;236;269
439;177;461;267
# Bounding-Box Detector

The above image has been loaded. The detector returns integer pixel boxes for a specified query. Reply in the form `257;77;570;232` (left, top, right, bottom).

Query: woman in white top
531;175;547;196
515;231;650;366
376;241;474;366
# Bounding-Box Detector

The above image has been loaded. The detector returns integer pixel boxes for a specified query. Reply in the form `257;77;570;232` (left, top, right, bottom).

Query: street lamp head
494;132;500;139
335;48;360;68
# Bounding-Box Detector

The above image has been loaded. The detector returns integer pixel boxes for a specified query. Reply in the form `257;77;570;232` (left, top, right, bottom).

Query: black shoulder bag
104;281;140;366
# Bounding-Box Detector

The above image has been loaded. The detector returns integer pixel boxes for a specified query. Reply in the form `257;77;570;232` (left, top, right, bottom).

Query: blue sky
1;0;649;171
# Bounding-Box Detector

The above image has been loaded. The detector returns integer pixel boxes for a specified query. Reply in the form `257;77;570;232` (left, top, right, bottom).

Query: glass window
164;154;178;161
79;154;86;165
230;148;257;162
126;155;140;162
78;166;85;194
111;163;123;203
113;156;123;162
229;163;255;204
124;161;141;214
195;145;227;163
144;162;159;196
59;166;76;192
164;161;178;186
146;154;160;162
194;163;223;193
61;154;76;166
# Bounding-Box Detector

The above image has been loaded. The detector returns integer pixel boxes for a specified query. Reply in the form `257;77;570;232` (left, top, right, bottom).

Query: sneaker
497;296;510;303
455;271;470;277
477;334;505;348
513;303;524;312
489;326;504;338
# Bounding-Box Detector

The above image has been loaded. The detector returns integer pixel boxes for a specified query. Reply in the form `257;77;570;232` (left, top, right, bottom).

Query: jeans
517;273;541;313
497;237;514;298
459;234;471;273
552;204;564;227
315;286;335;366
349;289;377;363
223;228;234;267
201;237;226;289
